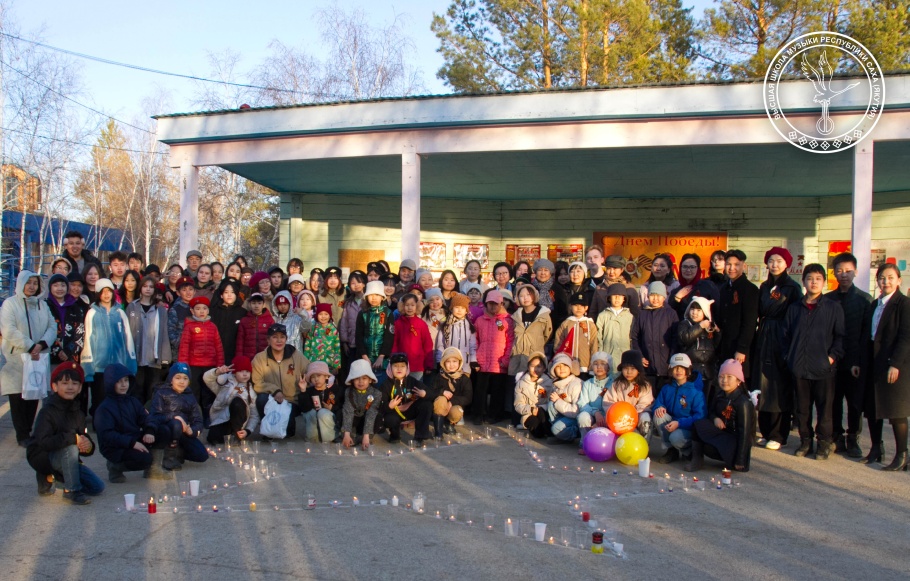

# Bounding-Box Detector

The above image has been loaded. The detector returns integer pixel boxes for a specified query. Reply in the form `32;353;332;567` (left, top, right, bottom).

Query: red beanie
231;355;252;373
764;247;793;268
315;303;333;321
51;361;85;384
189;296;210;309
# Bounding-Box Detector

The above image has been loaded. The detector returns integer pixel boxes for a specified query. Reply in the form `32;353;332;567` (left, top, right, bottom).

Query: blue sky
12;0;714;122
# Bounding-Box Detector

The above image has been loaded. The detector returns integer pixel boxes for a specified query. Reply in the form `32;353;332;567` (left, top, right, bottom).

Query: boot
834;435;847;453
36;472;56;496
815;440;832;460
859;441;884;464
794;438;814;457
657;447;679;464
684;440;704;472
107;461;127;483
161;446;182;471
881;450;909;471
845;435;863;459
433;416;445;440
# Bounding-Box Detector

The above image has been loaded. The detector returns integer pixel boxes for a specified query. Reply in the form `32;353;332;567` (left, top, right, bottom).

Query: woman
318;267;345;324
210;261;225;285
286;258;304;277
640;253;679;305
163;263;184;305
752;247;802;450
82;263;103;305
860;263;910;471
709;250;727;290
491;262;513;295
210;280;248;365
438;270;460;306
309;268;324;294
339;270;367;373
116;270;141;307
243;271;273;314
125;276;172;404
669;253;719;319
194;264;216;301
555;261;570;290
513;260;532;284
564;262;593;306
0;271;57;445
508;285;553;376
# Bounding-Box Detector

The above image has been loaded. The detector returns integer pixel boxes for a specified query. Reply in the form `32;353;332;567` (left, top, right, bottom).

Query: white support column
401;146;421;263
179;163;199;268
852;142;874;292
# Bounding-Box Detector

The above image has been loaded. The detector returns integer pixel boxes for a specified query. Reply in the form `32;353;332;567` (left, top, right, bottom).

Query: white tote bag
21;352;50;400
259;395;292;439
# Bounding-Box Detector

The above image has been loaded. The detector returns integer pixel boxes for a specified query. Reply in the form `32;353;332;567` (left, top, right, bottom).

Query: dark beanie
619;350;645;375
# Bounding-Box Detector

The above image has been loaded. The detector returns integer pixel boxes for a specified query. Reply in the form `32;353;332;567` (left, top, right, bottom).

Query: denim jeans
302;408;337;442
48;445;105;495
653;413;693;453
550;416;580;441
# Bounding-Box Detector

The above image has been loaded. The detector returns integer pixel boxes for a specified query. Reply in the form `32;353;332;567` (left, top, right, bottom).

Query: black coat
27;393;95;477
716;275;759;371
783;297;845;380
751;274;802;411
46;296;88;365
298;382;344;414
698;385;756;471
630;305;679;376
94;380;153;463
211;303;248;363
430;371;473;409
147;386;204;437
677;318;721;380
668;279;720;320
825;285;873;370
861;290;910;419
536;281;569;334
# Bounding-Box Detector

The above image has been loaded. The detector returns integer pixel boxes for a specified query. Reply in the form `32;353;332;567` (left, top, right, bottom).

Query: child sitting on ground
602;350;655;437
514;352;554;438
380;353;434;443
94;363;155;483
547;352;583;443
341;359;383;450
203;355;259;445
303;303;341;373
554;292;599;378
687;359;756;472
298;361;341;443
147;362;209;471
356;281;395;371
431;347;474;437
27;362;105;504
652;353;707;464
576;351;613;451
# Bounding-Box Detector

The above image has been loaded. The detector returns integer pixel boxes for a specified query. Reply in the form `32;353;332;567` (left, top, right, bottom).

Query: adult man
589;254;640;320
394;259;417;297
715;250;759;370
107;251;128;289
825;252;872;457
185;250;203;278
62;230;102;275
251;323;310;439
585;244;607;288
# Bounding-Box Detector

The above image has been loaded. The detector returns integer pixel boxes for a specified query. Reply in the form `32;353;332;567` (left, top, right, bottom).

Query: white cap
668;353;692;369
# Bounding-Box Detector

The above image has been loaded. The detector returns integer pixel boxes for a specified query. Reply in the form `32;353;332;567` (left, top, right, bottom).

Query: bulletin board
338;249;386;274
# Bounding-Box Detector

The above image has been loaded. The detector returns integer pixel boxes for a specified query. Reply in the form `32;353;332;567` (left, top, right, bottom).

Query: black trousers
8;393;39;443
89;377;106;418
759;411;793;445
472;372;511;420
119;447;154;471
384;399;433;440
131;366;162;406
646;375;670;399
206;398;249;444
523;411;551;439
832;366;862;438
189;366;214;427
795;375;834;443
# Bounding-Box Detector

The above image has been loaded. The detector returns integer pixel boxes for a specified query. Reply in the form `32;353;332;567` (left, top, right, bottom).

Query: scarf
363;305;389;361
535;278;554;309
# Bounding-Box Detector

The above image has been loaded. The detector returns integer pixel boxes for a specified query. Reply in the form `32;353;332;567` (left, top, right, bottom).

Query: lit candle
306;448;311;454
435;511;442;519
548;537;555;545
249;502;257;512
722;469;732;485
352;497;360;506
213;505;218;513
172;507;178;513
505;518;516;536
196;505;202;513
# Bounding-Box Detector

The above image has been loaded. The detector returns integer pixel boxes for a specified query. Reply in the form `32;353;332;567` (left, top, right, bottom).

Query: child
435;293;477;374
245;271;274;314
178;296;225;426
392;294;435;380
147;362;209;471
782;264;845;460
473;290;515;424
318;266;346;324
82;279;137;417
46;273;88;366
508;285;552;376
341;359;383;450
514;352;553;438
303;303;341;372
630;281;679;396
465;283;484;322
687;359;756;472
576;351;613;450
603;350;654;437
298;360;342;443
381;272;399;311
94;363;155;483
126;275;172;404
356;280;395;372
554;292;599;377
421;288;448;346
652;353;707;464
431;347;474;437
296;289;317;321
677;296;721;401
339;270;367;369
273;291;306;353
547;352;583;443
595;283;634;377
235;293;275;359
286;273;307;306
380;353;434;443
203;355;260;445
167;275;195;355
27;362;104;504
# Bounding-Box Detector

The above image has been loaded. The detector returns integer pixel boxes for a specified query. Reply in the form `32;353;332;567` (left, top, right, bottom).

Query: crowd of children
5;233;910;505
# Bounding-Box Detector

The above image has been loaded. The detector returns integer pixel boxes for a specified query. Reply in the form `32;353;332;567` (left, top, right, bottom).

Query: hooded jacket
338;292;364;350
475;308;515;373
178;315;225;368
46;291;88;365
677;297;722;379
27;391;96;476
704;384;756;471
513;353;554;424
235;309;275;360
652;375;707;430
147;385;204;437
595;306;633;375
509;305;553;375
553;315;599;373
0;271;59;396
82;301;138;382
602;376;654;414
126;299;172;369
203;367;260;433
273;290;306;353
435;314;477;374
93;363;152;462
430;348;473;408
547;354;583;419
392;315;435;373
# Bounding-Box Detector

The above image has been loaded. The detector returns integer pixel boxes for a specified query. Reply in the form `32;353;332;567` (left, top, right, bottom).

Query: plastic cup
463;508;475;526
560;526;573;547
124;494;135;511
534;522;547;542
189;480;200;497
520;518;533;539
312;395;321;410
179;481;188;497
576;529;588;550
447;504;459;522
484;513;496;531
638;457;651;477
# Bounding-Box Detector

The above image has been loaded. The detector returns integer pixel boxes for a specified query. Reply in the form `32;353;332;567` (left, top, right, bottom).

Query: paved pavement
1;404;908;581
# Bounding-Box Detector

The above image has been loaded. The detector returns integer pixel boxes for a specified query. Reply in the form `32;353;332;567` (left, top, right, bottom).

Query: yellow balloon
614;432;649;466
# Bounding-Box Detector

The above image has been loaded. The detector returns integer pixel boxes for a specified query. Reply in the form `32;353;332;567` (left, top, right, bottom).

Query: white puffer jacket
0;271;57;396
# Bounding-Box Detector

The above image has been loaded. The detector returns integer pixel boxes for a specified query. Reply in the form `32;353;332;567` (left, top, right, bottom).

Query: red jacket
236;311;274;360
392;315;435;372
178;318;225;368
475;310;515;373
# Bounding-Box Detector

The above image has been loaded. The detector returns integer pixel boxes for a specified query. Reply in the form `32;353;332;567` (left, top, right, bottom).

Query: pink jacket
392;315;435;372
475;310;515;373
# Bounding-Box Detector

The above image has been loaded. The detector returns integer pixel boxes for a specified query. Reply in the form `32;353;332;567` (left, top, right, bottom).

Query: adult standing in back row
715;250;759;370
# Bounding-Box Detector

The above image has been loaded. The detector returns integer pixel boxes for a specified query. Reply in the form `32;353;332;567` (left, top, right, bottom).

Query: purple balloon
582;427;618;462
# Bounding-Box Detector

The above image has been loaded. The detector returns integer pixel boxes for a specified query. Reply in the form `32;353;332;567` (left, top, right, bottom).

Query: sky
11;0;715;125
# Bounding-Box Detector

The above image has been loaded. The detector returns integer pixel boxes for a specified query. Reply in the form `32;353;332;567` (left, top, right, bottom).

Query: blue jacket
148;385;204;438
577;375;612;417
652;375;706;430
93;363;152;462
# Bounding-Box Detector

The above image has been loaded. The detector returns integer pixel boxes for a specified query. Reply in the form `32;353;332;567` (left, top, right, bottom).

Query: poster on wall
595;232;728;287
547;244;584;264
827;240;910;292
419;242;447;271
453;243;490;270
505;244;541;265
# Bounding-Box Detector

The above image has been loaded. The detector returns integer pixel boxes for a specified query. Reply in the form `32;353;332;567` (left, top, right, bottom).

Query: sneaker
657;448;680;464
36;473;56;496
794;438;814;457
765;440;781;451
63;490;92;505
756;437;768;446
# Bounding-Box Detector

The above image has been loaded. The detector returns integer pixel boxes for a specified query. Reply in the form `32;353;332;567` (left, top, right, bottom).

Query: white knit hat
364;280;385;298
346;359;378;385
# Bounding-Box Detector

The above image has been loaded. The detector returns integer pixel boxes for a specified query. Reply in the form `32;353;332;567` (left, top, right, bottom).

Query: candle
213;505;218;513
548;537;555;545
196;505;202;513
435;511;441;519
505;518;516;536
306;448;311;454
392;495;399;507
148;497;156;514
590;466;595;472
172;507;178;513
249;502;257;512
581;512;590;522
352;497;360;506
722;468;732;485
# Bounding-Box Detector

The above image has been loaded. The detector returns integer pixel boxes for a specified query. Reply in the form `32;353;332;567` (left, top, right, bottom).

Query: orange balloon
606;401;639;435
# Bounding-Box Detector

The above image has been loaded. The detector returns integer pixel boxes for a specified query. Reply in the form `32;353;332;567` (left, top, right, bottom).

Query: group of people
3;232;908;505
